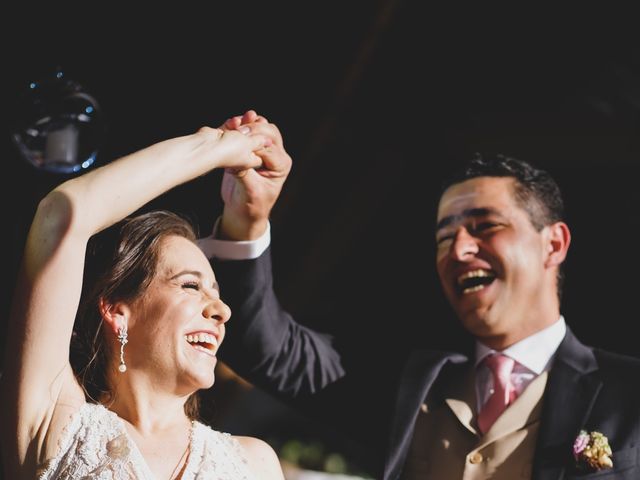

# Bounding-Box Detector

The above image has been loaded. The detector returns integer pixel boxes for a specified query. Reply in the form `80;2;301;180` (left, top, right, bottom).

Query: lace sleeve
189;423;257;480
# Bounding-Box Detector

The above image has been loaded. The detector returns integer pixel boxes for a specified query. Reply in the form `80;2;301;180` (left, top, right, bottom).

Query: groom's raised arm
201;110;345;396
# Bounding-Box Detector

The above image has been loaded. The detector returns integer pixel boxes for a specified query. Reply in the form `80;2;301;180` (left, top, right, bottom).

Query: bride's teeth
184;333;218;351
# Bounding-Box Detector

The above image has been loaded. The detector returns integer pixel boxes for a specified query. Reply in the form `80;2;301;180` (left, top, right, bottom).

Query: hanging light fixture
11;68;106;174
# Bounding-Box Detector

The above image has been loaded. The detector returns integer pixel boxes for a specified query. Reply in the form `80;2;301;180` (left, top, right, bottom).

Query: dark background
2;2;640;475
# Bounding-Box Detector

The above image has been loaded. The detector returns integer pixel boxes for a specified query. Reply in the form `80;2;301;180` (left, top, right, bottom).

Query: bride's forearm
51;129;231;238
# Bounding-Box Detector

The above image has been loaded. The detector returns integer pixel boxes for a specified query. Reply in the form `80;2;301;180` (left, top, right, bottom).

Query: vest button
469;452;483;464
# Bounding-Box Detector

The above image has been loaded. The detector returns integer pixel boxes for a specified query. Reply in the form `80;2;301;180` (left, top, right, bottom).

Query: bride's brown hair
71;210;201;419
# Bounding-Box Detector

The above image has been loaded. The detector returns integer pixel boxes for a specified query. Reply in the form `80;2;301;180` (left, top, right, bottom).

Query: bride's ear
99;298;130;334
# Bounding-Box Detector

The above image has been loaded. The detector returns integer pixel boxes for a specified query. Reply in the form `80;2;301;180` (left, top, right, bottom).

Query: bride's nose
202;298;231;325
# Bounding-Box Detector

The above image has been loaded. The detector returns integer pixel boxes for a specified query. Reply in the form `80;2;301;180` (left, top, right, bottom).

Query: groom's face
435;176;551;347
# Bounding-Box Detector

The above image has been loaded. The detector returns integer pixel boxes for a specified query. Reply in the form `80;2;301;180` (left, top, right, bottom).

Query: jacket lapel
532;328;602;480
383;350;467;480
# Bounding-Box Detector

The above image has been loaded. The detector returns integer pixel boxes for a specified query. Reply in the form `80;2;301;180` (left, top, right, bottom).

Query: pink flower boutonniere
573;430;613;471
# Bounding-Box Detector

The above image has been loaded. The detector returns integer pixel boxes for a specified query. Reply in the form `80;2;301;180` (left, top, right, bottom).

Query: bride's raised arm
0;126;266;476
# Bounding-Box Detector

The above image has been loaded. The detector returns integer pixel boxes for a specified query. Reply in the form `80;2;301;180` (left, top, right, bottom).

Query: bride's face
124;235;230;394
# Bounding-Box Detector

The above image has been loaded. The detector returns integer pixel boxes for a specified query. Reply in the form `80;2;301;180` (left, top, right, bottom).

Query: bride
0;118;287;479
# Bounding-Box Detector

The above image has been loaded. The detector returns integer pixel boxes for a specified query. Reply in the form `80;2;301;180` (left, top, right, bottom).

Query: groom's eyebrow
435;207;495;232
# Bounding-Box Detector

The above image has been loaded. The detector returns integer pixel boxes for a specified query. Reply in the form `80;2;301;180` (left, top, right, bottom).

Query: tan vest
401;369;548;480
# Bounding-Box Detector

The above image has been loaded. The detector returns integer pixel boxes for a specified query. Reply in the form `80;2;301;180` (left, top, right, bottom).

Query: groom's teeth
457;269;491;285
463;284;485;294
457;269;496;293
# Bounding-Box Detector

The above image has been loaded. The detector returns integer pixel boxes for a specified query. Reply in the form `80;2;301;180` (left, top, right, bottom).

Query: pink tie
477;353;517;434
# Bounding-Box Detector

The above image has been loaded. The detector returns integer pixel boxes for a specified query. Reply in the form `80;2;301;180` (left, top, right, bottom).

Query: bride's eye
182;281;200;290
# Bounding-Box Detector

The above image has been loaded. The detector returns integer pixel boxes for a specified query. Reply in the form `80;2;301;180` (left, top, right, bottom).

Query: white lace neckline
114;410;197;479
38;402;255;480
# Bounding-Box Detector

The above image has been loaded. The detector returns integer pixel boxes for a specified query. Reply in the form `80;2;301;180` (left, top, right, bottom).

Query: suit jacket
214;249;640;479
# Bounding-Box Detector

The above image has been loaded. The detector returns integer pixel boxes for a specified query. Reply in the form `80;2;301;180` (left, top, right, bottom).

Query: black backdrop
2;2;640;473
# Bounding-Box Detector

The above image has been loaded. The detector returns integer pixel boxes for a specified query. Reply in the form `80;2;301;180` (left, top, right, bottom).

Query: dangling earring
117;326;128;373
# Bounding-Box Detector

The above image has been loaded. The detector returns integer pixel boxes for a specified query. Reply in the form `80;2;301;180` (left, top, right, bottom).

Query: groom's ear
543;221;571;269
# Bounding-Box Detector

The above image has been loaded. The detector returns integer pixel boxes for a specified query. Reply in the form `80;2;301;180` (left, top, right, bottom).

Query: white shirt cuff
197;218;271;260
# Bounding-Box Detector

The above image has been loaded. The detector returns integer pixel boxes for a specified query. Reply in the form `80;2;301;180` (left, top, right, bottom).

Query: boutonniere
573;430;613;471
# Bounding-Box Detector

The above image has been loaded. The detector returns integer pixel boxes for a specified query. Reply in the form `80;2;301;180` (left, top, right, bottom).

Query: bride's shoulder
190;423;283;479
233;435;285;480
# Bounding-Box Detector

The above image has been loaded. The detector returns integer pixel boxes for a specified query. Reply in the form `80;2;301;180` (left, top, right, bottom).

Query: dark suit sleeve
211;247;404;471
213;247;346;397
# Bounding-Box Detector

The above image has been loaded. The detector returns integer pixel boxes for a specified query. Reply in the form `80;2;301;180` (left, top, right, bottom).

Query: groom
201;110;640;479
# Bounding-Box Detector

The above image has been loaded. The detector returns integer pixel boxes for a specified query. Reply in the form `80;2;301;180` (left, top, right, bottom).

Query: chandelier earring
117;326;128;373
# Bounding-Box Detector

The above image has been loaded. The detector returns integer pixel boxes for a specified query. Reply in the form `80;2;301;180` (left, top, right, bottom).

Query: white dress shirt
197;218;271;260
474;317;566;411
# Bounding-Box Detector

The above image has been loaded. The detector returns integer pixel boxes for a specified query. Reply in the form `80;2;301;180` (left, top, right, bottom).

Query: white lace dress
37;403;257;479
